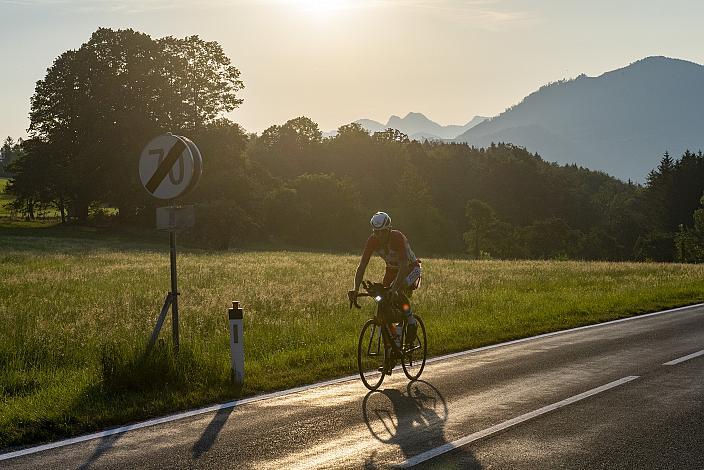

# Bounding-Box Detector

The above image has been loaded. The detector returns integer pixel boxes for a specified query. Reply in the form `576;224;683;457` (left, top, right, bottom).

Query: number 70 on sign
139;134;203;200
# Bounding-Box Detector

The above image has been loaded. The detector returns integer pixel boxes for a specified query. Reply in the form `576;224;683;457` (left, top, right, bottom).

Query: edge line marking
1;302;700;461
427;303;704;365
397;376;640;468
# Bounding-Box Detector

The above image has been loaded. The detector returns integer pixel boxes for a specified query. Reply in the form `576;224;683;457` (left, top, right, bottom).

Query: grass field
2;229;704;449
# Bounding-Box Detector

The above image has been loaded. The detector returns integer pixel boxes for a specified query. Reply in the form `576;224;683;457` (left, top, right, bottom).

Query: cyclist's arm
354;259;369;293
354;236;375;292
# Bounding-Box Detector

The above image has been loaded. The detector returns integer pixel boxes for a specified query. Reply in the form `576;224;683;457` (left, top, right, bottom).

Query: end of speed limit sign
139;134;203;200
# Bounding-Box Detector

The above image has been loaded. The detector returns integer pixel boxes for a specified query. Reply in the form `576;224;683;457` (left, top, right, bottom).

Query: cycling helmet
370;212;391;230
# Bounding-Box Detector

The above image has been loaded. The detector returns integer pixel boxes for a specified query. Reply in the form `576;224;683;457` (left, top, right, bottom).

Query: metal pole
147;294;173;354
170;230;179;352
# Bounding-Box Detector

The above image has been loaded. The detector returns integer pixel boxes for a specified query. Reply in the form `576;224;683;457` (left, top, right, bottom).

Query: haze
2;0;704;138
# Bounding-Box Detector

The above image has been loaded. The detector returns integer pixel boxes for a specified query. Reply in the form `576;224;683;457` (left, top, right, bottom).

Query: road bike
349;281;427;390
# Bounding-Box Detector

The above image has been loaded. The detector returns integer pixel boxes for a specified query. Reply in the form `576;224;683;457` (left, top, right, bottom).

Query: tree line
3;28;703;261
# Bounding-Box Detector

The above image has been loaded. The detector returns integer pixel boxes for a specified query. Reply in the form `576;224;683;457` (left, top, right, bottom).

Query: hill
455;56;704;181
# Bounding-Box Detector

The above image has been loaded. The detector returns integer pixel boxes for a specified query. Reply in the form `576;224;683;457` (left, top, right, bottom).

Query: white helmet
370;211;391;230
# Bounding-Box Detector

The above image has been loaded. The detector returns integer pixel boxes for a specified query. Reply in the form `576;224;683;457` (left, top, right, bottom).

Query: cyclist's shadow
362;380;480;469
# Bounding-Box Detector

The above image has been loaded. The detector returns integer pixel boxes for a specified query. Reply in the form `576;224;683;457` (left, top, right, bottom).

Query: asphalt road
3;304;704;469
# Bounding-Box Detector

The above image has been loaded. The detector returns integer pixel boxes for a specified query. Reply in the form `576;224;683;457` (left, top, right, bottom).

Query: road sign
156;205;195;231
139;134;202;200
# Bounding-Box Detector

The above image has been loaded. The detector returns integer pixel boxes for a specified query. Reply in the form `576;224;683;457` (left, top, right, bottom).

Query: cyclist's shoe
405;322;418;348
378;358;396;375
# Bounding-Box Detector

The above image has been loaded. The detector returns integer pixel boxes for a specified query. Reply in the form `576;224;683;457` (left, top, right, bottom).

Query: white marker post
228;301;245;384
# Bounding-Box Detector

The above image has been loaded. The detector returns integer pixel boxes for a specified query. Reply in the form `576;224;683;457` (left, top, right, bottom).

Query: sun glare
291;0;353;16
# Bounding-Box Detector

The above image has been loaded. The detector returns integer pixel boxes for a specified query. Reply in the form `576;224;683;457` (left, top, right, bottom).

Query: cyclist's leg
398;289;418;347
377;326;396;375
400;265;422;345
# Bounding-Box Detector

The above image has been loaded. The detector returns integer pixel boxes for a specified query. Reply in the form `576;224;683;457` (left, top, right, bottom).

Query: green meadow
2;229;704;448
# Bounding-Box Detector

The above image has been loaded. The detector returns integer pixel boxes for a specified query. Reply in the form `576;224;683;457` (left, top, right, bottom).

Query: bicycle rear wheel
401;315;427;381
357;319;386;390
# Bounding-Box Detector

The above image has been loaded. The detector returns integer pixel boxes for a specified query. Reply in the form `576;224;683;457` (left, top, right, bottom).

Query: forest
2;28;703;263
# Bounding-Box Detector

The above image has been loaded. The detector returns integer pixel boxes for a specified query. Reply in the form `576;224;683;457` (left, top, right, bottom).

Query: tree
336;122;369;140
158;35;244;131
674;193;704;263
464;199;498;259
289;173;366;249
521;218;578;259
5;139;55;220
248;117;323;178
644;151;676;232
22;28;245;222
373;129;409;143
263;186;305;243
0;137;23;177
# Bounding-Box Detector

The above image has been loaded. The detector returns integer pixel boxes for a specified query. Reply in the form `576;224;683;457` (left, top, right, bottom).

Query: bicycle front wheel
357;319;386;391
401;315;427;381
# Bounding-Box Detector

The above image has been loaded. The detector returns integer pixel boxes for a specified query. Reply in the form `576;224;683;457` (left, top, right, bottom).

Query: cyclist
349;211;422;372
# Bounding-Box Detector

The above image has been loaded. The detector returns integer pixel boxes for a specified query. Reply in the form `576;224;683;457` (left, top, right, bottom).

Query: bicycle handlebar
349;281;392;309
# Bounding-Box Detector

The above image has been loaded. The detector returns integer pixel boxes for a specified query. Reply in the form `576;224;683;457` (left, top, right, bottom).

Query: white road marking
428;303;704;365
396;376;640;468
663;349;704;366
1;302;700;461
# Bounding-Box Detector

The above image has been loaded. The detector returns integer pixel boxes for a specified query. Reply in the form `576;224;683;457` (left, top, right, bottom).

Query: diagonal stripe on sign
145;139;187;194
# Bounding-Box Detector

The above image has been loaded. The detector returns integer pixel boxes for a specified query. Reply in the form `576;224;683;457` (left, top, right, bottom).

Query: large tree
19;28;244;221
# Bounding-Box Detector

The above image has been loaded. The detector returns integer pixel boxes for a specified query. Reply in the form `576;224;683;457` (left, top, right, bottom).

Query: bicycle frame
354;281;407;355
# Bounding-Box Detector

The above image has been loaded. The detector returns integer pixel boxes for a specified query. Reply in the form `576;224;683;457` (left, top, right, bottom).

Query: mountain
350;113;487;140
455;56;704;181
354;119;386;134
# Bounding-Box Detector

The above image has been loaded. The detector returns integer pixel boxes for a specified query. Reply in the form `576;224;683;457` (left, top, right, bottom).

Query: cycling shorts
405;264;422;290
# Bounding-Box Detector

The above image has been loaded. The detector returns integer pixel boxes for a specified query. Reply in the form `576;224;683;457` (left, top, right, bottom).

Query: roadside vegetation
2;229;704;448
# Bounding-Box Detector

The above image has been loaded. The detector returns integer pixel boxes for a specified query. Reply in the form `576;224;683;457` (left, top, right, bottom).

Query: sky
2;0;704;138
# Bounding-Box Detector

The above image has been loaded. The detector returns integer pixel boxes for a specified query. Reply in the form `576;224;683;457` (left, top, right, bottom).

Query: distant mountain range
455;56;704;181
325;113;487;140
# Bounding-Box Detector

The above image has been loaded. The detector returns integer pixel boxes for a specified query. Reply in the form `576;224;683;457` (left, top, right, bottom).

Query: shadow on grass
99;339;232;394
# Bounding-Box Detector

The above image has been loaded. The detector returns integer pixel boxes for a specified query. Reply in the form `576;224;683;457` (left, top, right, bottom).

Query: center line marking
663;349;704;366
396;376;640;468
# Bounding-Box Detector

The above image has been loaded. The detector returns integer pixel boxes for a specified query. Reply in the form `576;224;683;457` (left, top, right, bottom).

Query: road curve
3;304;704;469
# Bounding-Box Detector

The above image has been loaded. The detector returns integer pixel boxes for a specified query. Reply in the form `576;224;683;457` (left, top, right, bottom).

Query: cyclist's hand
348;290;360;309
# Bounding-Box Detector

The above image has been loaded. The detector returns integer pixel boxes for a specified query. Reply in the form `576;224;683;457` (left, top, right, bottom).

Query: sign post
140;134;202;353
